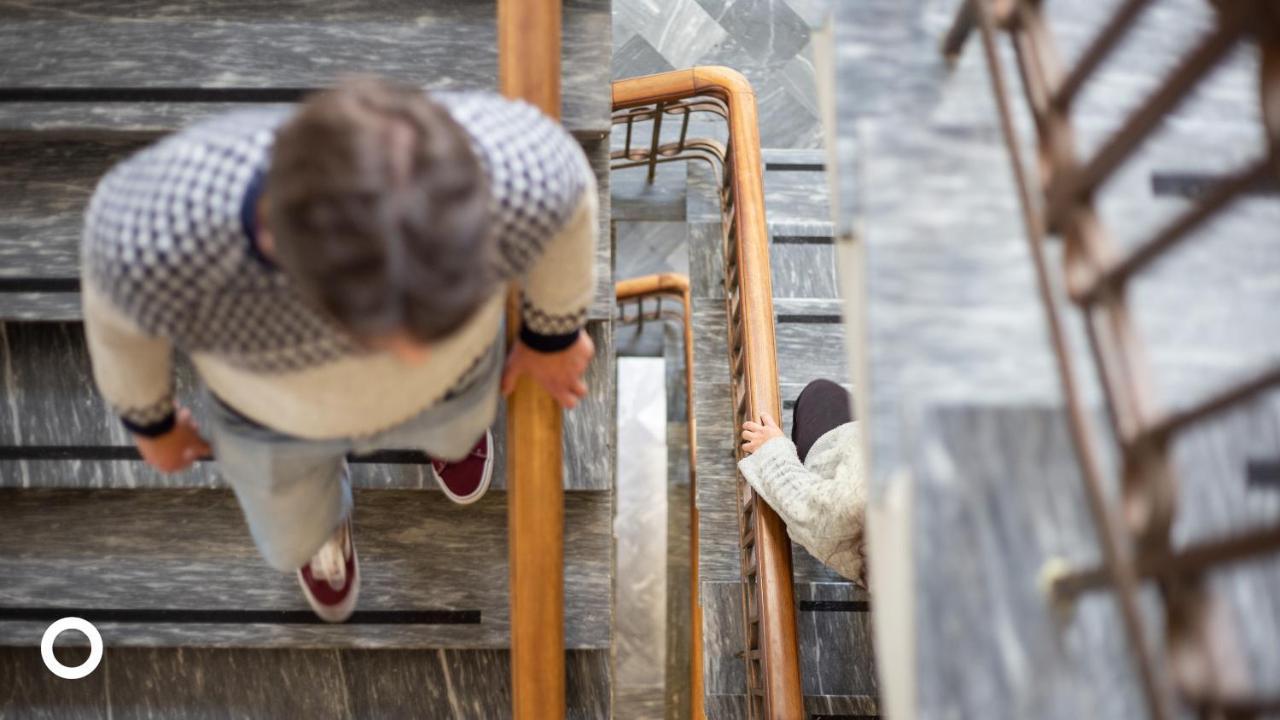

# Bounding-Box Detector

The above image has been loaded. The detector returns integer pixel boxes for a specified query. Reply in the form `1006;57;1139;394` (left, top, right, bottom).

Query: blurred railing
615;273;703;719
946;1;1280;717
613;69;803;720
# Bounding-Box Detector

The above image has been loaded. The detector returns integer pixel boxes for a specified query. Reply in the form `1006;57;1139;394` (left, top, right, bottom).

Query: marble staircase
688;152;877;718
0;2;615;717
613;150;879;718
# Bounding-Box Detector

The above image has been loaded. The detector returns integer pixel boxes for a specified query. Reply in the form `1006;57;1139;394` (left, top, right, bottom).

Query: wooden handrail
615;273;703;719
499;1;565;718
613;69;803;720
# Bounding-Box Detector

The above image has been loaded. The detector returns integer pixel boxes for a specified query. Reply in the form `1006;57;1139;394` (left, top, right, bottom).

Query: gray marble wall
830;0;1280;716
612;0;830;148
615;357;670;719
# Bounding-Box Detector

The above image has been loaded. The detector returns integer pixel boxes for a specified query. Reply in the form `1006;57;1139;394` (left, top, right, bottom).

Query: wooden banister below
613;69;802;720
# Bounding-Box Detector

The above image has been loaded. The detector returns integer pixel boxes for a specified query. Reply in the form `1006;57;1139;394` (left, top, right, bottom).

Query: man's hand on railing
501;331;595;409
134;406;212;473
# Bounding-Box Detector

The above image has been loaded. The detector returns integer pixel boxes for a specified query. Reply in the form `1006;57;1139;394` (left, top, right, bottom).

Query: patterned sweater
81;91;596;440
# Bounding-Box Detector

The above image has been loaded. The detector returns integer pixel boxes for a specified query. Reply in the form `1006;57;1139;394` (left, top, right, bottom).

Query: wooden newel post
498;1;566;718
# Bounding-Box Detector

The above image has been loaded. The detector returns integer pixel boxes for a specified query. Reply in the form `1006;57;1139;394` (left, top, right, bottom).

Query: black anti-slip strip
1247;461;1280;488
811;715;879;720
773;236;834;245
766;162;825;172
777;314;842;324
799;600;870;612
0;87;314;103
1151;171;1279;199
0;607;479;625
0;446;438;465
0;278;80;293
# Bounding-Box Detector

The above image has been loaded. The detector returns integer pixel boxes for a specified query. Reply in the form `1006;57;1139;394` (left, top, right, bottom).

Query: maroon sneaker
430;429;495;505
296;518;360;623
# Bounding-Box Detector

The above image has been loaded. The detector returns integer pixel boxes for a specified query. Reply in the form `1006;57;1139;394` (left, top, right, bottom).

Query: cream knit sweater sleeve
737;421;867;585
81;279;176;436
516;177;598;351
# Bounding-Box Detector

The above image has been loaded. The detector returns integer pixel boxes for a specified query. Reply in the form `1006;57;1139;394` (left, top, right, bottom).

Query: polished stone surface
0;646;107;720
0;0;612;137
0;647;611;719
615;358;670;690
0;489;611;650
612;0;830;148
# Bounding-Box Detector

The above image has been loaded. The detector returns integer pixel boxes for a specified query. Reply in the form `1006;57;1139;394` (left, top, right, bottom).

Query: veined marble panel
341;648;610;720
796;583;876;698
2;646;612;720
691;299;849;390
615;357;669;688
107;647;348;720
0;646;108;720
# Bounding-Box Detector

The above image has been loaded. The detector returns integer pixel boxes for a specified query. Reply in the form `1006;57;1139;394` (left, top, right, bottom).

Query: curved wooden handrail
615;273;703;719
613;69;802;720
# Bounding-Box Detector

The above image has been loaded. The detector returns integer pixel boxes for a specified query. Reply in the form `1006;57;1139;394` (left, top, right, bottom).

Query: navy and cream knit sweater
81;91;597;440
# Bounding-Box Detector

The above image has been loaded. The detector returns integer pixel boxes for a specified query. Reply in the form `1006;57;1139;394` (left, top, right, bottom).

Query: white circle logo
40;617;103;680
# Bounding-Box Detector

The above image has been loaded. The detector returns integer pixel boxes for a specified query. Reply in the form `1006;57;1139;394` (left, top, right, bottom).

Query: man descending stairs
0;1;615;717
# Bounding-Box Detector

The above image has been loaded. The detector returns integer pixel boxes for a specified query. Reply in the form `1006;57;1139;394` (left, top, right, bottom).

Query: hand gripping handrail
613;69;804;720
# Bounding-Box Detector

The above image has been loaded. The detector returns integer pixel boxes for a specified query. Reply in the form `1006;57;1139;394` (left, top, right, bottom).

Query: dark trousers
791;379;853;463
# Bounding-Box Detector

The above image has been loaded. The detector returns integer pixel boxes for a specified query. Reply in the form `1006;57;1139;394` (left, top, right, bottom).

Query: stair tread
0;488;610;649
0;321;613;491
0;646;611;719
0;138;614;322
683;151;872;713
691;298;849;390
0;0;611;137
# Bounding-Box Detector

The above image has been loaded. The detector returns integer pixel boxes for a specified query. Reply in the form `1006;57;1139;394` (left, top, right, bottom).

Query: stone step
0;645;610;719
702;694;880;719
686;220;841;302
0;137;614;322
699;582;878;720
690;298;849;392
0;0;611;140
0;487;610;650
682;164;871;713
0;320;612;491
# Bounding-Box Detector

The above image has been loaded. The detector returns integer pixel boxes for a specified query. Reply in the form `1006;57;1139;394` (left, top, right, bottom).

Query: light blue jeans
205;340;503;571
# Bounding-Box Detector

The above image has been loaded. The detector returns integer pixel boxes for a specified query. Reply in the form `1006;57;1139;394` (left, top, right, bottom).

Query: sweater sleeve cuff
122;410;177;438
738;436;802;493
519;324;581;353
